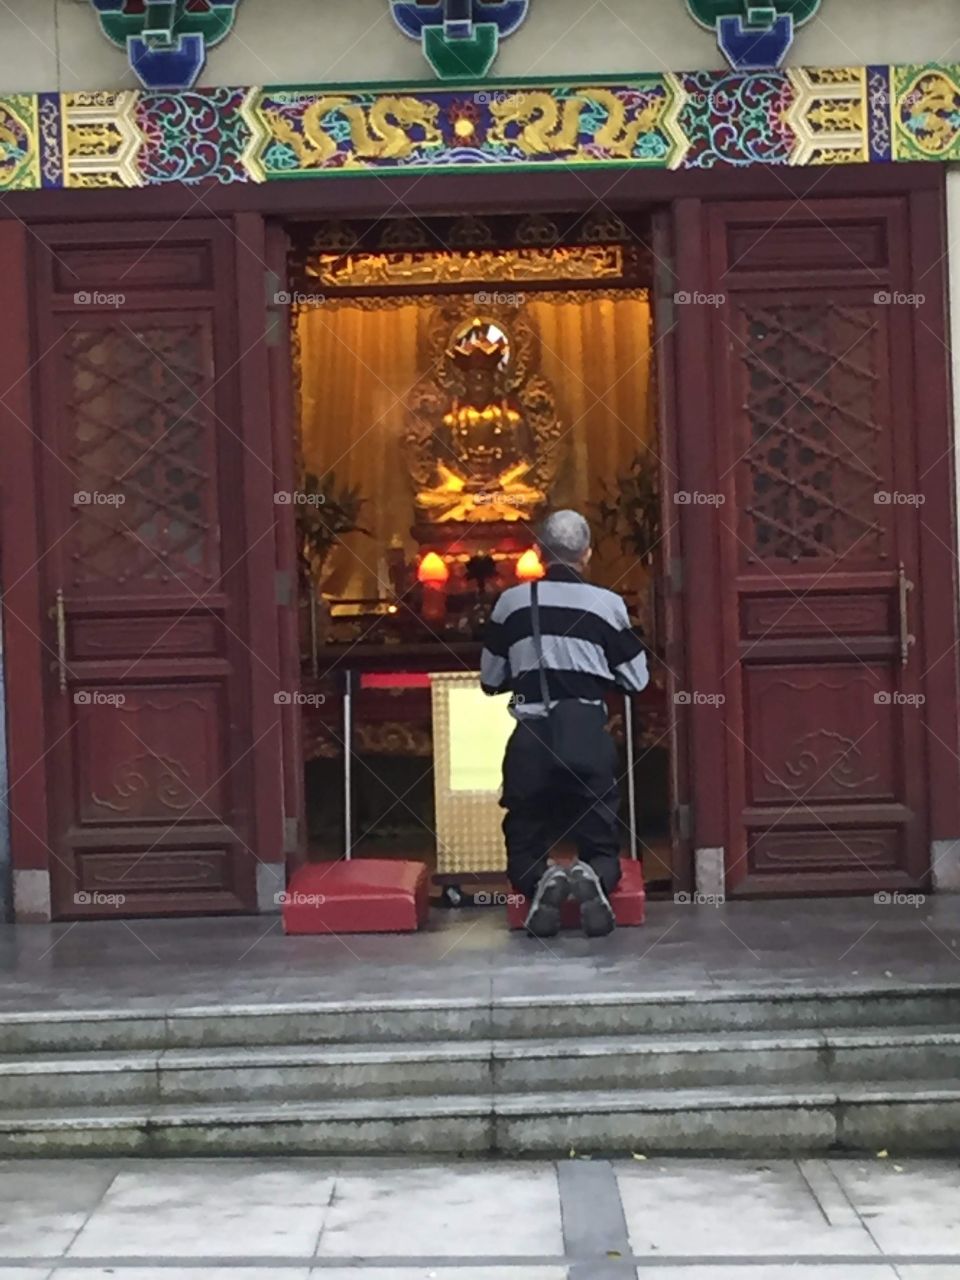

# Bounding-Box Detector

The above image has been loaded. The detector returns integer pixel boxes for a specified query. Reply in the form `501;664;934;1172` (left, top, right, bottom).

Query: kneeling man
480;510;650;938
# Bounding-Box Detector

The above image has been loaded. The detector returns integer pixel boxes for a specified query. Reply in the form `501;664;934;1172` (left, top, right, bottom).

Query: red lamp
516;548;545;582
418;551;450;626
417;552;450;585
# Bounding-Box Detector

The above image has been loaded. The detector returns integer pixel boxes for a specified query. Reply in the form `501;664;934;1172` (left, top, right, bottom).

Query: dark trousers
500;711;622;900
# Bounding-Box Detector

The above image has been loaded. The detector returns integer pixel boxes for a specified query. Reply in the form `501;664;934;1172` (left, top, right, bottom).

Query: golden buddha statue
416;319;544;523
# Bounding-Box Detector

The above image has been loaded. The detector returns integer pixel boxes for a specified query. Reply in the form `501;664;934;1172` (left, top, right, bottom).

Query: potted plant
591;448;662;651
297;471;370;660
591;448;661;567
298;469;371;587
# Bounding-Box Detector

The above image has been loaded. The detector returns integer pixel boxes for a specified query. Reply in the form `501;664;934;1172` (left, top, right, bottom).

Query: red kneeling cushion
282;859;429;935
506;857;646;930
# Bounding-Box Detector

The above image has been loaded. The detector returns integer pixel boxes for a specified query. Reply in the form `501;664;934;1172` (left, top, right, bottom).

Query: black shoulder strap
530;580;552;711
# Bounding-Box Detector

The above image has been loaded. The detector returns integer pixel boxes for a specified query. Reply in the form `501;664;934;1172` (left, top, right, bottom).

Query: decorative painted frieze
687;1;822;70
89;0;242;91
3;63;957;192
389;0;530;79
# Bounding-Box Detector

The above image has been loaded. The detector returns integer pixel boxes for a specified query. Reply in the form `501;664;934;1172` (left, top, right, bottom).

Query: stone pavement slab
616;1158;880;1257
52;1272;310;1280
633;1270;897;1279
4;1157;960;1276
830;1160;960;1256
309;1271;568;1279
314;1165;564;1257
0;1161;116;1258
66;1162;335;1258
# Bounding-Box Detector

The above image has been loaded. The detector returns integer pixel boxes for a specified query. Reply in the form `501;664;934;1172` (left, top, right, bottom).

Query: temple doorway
282;211;676;901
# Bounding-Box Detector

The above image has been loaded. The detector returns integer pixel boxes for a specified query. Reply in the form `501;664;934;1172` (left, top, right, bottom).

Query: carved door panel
31;222;271;917
703;198;943;894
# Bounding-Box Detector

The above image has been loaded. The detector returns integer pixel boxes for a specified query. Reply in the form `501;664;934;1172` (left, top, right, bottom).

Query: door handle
50;588;67;694
898;562;916;669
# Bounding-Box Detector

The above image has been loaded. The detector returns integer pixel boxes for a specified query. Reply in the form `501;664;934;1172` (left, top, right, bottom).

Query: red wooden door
27;219;282;918
687;194;957;894
265;220;306;863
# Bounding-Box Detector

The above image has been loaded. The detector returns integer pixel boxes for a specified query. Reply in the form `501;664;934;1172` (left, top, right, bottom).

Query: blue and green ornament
687;0;821;70
389;0;529;80
89;0;242;91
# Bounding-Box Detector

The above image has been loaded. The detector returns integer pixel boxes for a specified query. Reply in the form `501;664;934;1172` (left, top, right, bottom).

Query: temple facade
0;0;959;922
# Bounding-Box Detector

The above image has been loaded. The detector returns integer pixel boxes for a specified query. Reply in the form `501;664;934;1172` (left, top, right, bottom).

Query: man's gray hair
538;509;592;565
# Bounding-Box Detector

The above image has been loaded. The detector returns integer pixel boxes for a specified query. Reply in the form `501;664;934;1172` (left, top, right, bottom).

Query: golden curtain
297;290;655;599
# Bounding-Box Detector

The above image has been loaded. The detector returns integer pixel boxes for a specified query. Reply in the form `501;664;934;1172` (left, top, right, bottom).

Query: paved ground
1;1156;960;1277
1;896;960;1015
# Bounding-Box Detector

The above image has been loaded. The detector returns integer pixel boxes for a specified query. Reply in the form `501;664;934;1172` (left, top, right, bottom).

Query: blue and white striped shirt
480;564;650;719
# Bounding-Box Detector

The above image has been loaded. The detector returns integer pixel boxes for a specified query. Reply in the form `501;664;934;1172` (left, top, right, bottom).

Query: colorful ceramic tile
0;65;956;194
248;82;682;178
89;0;242;91
0;94;40;191
893;63;960;162
866;65;893;162
389;1;530;80
63;90;143;188
686;1;822;72
135;87;250;184
787;66;868;166
677;69;795;167
38;92;63;188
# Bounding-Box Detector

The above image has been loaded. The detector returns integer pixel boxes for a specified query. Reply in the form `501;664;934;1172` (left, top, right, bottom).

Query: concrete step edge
4;1079;960;1130
5;1024;960;1076
3;980;960;1028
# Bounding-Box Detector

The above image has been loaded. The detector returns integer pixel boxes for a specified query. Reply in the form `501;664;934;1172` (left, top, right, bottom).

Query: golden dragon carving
489;88;665;158
266;95;443;167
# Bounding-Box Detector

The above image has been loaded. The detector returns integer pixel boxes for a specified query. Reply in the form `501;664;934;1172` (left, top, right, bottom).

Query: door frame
1;164;955;915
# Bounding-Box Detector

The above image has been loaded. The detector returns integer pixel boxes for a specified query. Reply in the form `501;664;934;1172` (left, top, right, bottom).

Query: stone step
1;1080;959;1157
3;1026;960;1107
3;983;960;1052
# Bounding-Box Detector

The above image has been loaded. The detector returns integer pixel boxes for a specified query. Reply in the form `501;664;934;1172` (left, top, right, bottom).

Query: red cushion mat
282;859;430;935
506;857;646;930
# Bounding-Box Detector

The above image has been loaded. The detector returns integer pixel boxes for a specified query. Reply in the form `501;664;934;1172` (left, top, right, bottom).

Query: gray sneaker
524;865;571;938
569;861;616;937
